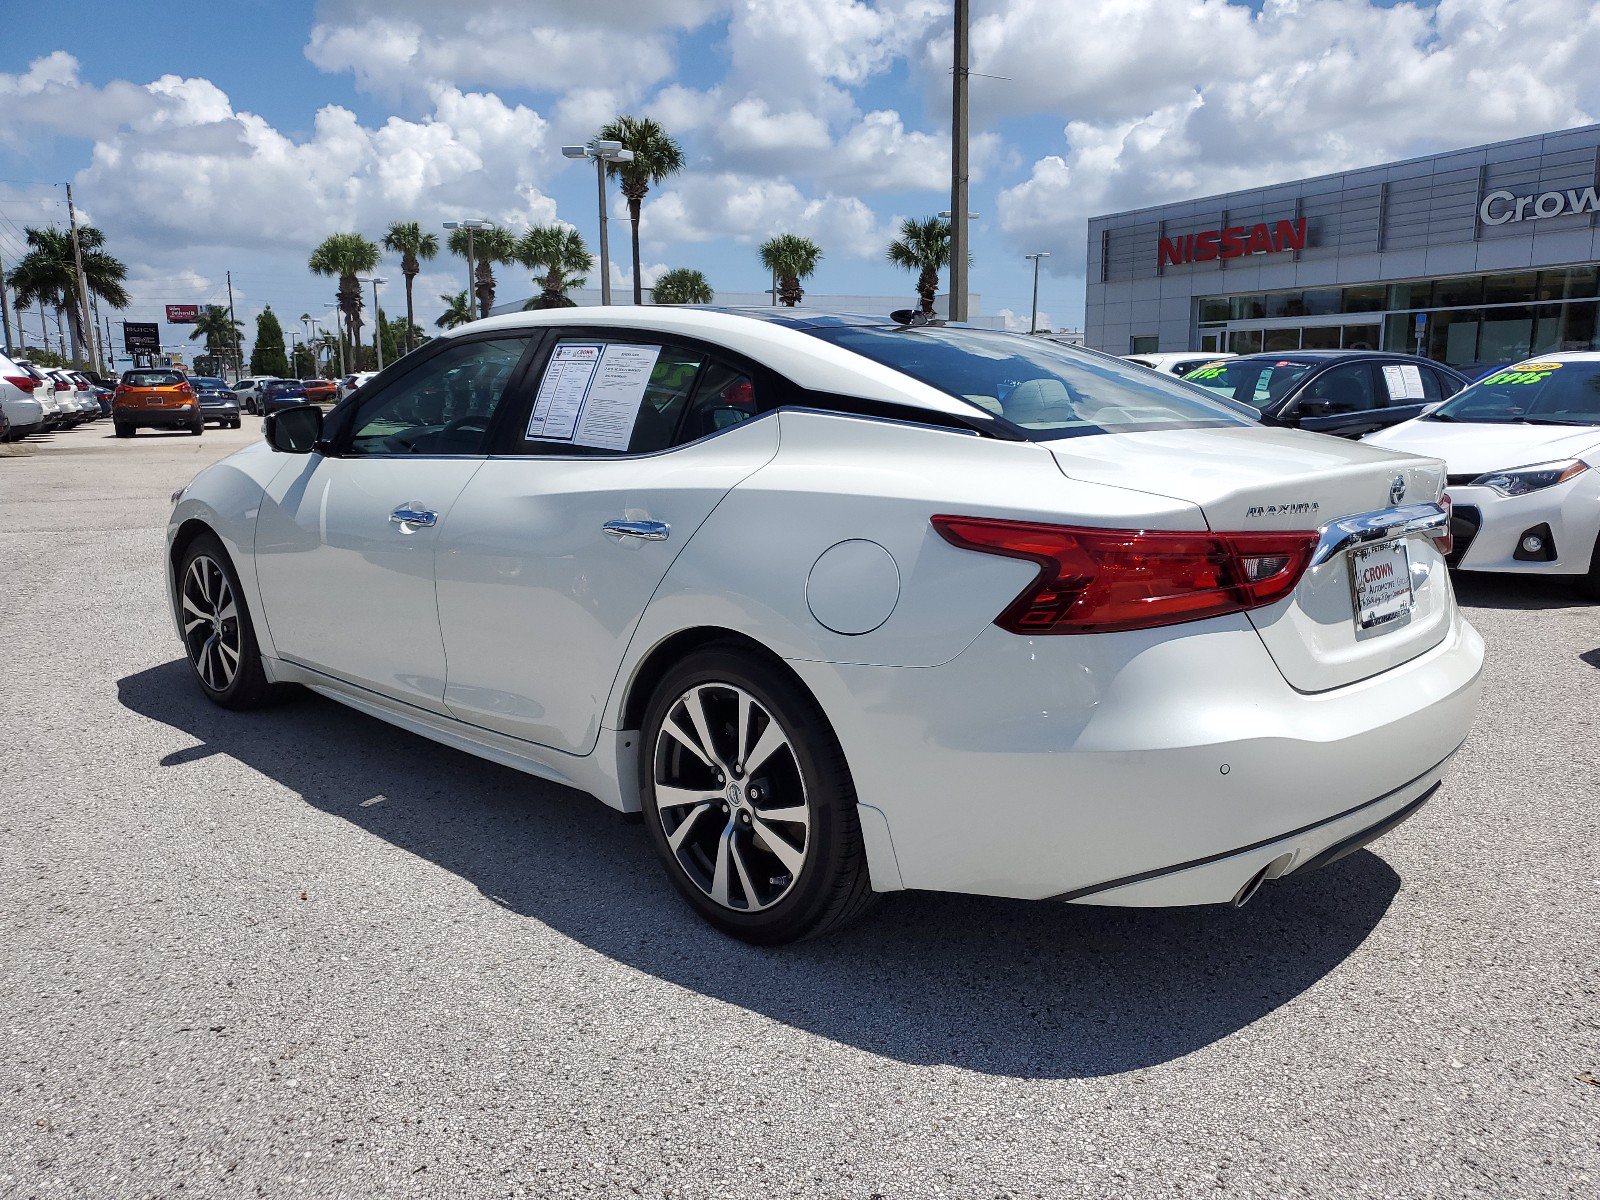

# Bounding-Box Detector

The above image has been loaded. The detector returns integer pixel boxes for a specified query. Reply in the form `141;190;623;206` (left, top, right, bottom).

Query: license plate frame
1348;537;1414;631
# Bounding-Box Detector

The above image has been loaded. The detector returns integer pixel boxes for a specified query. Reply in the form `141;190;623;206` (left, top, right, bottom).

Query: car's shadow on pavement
1452;571;1586;610
119;659;1401;1080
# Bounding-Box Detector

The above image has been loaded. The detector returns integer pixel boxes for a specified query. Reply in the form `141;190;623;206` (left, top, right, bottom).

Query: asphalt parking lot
2;419;1596;1199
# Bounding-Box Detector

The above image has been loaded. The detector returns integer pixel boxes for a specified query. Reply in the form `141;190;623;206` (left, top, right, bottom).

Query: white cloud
643;172;892;259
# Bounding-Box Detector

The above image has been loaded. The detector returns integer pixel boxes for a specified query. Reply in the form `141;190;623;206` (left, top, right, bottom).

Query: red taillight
931;515;1319;634
176;382;193;395
4;374;37;393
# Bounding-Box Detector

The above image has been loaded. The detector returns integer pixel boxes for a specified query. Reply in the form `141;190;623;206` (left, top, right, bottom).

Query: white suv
0;352;47;440
232;377;278;415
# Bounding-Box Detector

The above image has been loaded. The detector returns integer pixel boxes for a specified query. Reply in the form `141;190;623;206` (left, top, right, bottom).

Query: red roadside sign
165;304;201;323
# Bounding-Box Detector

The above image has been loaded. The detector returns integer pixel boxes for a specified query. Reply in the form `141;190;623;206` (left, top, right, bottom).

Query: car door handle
603;519;670;542
389;505;438;528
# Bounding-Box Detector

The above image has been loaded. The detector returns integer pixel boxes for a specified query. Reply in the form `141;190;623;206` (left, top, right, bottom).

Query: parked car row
233;376;344;414
1;352;109;441
1124;347;1599;597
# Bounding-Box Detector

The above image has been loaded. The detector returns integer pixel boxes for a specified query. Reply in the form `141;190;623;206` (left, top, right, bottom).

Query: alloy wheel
181;555;242;692
652;682;811;913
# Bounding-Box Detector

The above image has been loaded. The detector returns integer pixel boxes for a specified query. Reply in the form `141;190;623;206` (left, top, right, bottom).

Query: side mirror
1297;399;1333;419
264;404;323;454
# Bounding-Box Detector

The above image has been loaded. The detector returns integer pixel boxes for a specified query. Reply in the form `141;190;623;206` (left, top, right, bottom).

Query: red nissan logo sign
1158;218;1307;268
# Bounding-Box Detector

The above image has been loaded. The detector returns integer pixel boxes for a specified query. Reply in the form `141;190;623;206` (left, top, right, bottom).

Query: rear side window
513;338;762;455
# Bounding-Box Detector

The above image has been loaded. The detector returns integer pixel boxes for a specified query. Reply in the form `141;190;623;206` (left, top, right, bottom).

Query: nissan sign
165;304;201;323
1158;218;1308;268
1479;186;1600;226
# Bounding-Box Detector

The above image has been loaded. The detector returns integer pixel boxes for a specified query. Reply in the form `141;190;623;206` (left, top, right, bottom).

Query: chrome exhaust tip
1232;852;1296;908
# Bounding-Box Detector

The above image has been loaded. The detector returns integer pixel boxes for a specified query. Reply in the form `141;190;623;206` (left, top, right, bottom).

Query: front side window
1429;359;1600;425
347;337;528;455
810;326;1248;438
1297;363;1379;413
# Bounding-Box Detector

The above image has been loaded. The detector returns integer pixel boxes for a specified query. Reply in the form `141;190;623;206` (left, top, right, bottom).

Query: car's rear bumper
789;609;1483;902
115;406;201;427
200;404;240;420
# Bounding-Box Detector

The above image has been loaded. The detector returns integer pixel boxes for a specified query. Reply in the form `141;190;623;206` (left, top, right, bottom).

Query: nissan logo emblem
1390;475;1407;505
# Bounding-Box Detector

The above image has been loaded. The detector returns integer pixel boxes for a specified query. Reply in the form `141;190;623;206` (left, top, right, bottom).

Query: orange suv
299;378;336;404
113;369;203;437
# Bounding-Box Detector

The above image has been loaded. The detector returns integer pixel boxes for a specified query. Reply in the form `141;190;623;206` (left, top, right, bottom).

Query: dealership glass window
1199;333;1222;352
1263;328;1301;352
1478;307;1535;364
1129;335;1159;354
1434;275;1484;308
1482;272;1539;306
1228;329;1264;355
1342;324;1381;350
1559;301;1597;352
1341;284;1386;313
1427;309;1482;366
1387;281;1433;310
1301;326;1342;350
1198;297;1231;324
1552;266;1599;300
1229;294;1266;321
1384;313;1419;354
1302;289;1341;316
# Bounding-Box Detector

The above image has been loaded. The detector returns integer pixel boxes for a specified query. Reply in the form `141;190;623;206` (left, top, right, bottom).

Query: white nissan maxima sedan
164;308;1483;943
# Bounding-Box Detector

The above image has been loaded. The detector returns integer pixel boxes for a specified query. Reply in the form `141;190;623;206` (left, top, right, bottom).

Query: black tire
176;533;291;711
189;419;204;435
639;645;875;945
114;422;133;438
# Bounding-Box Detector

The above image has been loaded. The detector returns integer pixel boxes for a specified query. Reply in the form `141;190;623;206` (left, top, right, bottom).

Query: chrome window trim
1310;502;1449;567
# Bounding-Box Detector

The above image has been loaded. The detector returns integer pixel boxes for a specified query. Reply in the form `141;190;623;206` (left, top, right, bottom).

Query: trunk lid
1047;425;1451;692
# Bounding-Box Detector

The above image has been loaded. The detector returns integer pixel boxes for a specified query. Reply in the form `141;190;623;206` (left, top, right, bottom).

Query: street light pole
1024;252;1050;334
563;141;635;305
359;277;387;370
324;305;345;376
443;219;491;319
949;0;970;323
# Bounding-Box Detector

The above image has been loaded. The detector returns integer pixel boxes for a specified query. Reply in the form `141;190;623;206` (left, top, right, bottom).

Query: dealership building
1085;123;1600;368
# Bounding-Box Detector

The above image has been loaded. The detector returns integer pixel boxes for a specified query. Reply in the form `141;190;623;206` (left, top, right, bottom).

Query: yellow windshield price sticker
1517;362;1563;372
1483;363;1560;385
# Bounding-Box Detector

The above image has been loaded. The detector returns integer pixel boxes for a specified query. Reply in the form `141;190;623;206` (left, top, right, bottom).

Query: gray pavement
1;419;1597;1199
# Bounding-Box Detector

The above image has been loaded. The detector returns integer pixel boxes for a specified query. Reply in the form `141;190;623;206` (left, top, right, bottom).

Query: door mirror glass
264;404;323;453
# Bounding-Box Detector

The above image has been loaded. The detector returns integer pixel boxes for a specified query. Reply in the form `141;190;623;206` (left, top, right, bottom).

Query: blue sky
2;0;1596;360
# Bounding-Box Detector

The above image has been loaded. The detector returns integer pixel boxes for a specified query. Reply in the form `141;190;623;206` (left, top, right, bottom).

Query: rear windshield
806;326;1249;438
122;371;183;388
268;381;306;393
1428;359;1600;425
1182;358;1314;410
192;377;227;388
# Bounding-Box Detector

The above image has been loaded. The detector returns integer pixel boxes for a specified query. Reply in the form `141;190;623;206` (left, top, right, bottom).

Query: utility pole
64;182;97;369
948;0;970;323
1025;252;1050;333
0;251;11;353
104;311;115;372
90;291;106;372
226;270;242;378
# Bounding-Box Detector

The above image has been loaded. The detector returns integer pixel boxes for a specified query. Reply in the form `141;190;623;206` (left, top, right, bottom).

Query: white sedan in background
1123;350;1236;378
165;308;1482;943
1367;352;1600;598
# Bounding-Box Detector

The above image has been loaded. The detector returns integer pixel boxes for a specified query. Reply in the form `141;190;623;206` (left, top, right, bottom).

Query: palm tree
381;221;439;354
435;290;474;330
308;232;379;367
651;268;713;305
886;216;952;316
517;225;593;309
758;234;823;307
448;225;516;319
6;225;128;365
597;115;685;305
188;305;244;374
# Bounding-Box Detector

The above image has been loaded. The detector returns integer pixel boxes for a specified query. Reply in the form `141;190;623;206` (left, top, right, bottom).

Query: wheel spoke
734;691;753;770
755;802;809;829
662;716;713;769
743;720;790;779
183;615;208;635
710;824;734;907
750;814;805;876
218;640;240;668
730;838;761;908
655;784;719;811
181;594;207;620
199;634;218;687
684;687;722;770
666;802;712;855
216;597;236;624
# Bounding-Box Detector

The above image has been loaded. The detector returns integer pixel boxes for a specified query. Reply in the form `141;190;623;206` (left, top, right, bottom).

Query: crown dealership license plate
1349;538;1414;630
